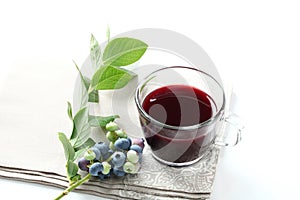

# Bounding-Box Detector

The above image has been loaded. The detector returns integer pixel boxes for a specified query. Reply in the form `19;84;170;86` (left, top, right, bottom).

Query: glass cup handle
214;113;244;147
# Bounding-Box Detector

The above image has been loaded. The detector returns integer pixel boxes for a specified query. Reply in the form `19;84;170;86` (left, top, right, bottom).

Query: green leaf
67;102;73;120
90;34;101;69
73;137;95;160
67;161;79;180
74;148;87;160
89;115;120;127
74;61;89;89
70;174;81;183
74;62;99;104
58;132;75;161
84;77;99;103
103;37;148;67
74;138;95;152
70;107;91;149
74;62;89;107
91;66;136;90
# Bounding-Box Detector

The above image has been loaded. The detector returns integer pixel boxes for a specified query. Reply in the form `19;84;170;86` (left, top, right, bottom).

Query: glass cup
135;66;242;166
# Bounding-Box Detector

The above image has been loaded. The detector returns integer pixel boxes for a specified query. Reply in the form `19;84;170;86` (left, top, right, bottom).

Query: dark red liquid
141;85;215;164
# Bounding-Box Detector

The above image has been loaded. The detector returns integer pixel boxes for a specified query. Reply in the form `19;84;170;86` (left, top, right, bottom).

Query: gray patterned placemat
0;144;220;199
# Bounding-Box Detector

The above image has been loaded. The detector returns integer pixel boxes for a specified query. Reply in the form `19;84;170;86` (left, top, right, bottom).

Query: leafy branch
55;32;148;199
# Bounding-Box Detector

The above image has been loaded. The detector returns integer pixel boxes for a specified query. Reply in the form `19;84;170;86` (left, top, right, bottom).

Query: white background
0;0;300;199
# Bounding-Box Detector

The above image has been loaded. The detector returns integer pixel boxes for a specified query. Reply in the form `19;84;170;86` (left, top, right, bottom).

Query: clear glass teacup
135;66;242;166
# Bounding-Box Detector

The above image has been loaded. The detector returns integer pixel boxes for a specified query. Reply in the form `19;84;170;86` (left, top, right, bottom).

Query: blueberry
102;161;112;175
112;167;126;177
123;162;136;174
130;144;143;153
98;172;111;180
111;152;126;168
89;162;103;176
105;122;119;131
127;150;139;164
84;149;96;161
106;131;118;142
89;147;101;160
114;138;130;150
127;138;132;147
78;157;90;172
115;129;127;138
132;138;145;149
102;149;114;160
123;162;139;174
94;142;110;155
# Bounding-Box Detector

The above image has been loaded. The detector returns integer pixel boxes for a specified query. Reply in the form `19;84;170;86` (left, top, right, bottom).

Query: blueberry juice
140;85;218;165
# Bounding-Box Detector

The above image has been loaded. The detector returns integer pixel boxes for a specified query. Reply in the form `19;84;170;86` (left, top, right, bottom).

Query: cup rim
134;66;226;131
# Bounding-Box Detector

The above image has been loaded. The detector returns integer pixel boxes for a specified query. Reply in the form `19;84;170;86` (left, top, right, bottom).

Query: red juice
141;85;215;164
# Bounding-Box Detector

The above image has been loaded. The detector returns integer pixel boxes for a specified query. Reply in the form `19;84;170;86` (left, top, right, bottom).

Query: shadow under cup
135;66;226;166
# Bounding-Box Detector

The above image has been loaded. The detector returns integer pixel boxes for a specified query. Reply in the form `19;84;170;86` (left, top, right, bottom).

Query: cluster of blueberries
77;121;145;179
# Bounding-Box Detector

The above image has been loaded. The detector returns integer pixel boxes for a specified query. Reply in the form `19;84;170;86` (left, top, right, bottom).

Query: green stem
55;148;117;199
54;174;91;200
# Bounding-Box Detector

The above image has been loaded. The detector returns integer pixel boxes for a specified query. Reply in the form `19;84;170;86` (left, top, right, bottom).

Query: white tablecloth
1;1;300;199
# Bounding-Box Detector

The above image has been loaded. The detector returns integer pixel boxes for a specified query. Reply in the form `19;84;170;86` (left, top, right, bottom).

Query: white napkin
0;61;229;199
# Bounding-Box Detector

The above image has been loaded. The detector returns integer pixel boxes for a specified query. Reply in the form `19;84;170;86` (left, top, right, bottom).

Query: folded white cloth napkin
0;61;228;200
